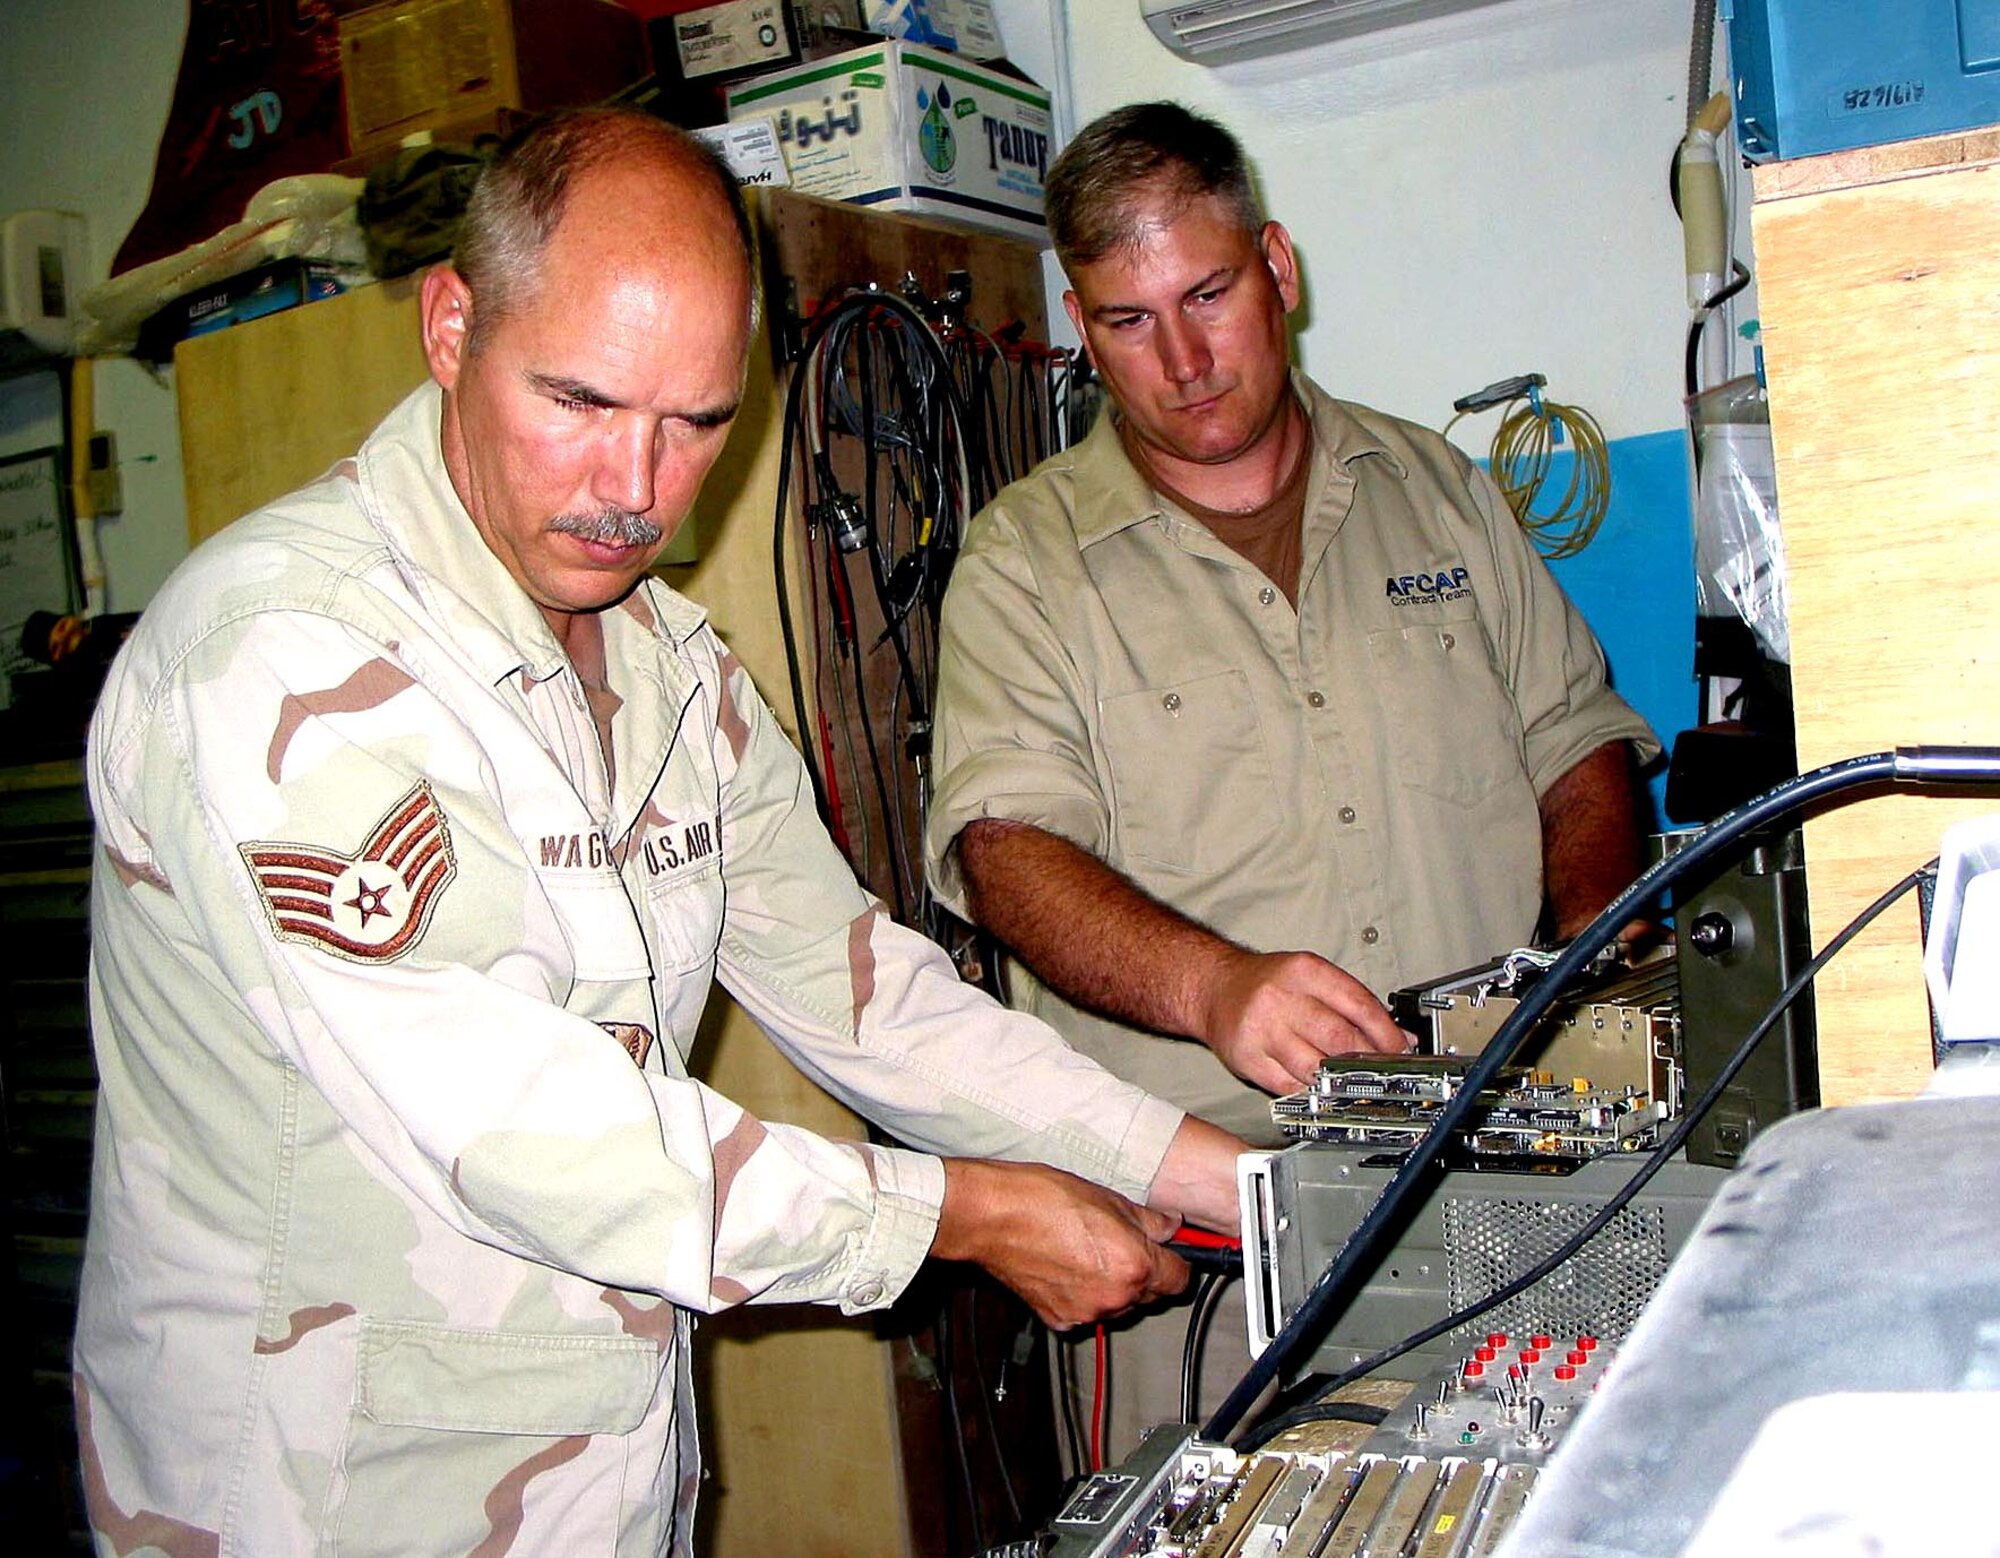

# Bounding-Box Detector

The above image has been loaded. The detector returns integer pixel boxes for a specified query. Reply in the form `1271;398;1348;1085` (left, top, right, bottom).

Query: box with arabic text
726;40;1050;243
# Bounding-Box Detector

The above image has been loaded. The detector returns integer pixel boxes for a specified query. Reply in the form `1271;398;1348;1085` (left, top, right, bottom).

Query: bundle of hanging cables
772;285;1081;939
770;289;1088;1553
942;312;1085;514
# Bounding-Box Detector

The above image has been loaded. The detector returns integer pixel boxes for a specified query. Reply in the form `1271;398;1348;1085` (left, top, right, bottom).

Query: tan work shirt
926;375;1659;1143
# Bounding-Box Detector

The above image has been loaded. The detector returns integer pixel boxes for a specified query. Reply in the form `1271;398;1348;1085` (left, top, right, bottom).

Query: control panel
1028;1340;1618;1558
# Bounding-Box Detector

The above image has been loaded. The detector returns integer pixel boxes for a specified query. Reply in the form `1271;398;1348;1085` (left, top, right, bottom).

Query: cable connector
1453;372;1547;414
1167;1228;1244;1274
812;490;870;554
1895;746;2000;784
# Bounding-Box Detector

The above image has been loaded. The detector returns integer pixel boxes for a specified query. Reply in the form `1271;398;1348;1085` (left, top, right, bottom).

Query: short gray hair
1045;102;1263;273
452;108;757;352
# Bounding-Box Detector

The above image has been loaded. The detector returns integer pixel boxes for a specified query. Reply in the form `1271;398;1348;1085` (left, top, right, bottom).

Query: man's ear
1261;222;1302;314
1061;289;1095;367
420;265;474;390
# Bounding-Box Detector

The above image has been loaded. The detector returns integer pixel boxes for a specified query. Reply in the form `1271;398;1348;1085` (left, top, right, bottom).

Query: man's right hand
931;1159;1190;1331
956;819;1410;1100
1198;946;1410;1095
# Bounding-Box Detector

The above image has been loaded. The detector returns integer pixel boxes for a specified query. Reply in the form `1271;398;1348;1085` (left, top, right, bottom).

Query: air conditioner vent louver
1143;0;1519;62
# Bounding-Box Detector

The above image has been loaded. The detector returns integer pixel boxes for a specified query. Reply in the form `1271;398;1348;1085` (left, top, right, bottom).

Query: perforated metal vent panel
1441;1195;1668;1344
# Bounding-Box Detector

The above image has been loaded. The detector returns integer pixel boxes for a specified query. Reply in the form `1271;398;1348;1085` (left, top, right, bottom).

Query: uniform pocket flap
1363;612;1524;808
537;870;654;981
356;1318;659;1435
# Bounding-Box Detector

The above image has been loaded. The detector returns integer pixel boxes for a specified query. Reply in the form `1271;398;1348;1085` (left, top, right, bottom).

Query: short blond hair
1045;102;1263;273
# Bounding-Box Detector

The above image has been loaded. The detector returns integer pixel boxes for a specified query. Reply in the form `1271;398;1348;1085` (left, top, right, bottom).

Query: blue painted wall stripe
1484;428;1694;825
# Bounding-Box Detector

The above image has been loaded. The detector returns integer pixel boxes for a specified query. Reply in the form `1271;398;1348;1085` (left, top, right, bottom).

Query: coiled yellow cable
1449;393;1612;560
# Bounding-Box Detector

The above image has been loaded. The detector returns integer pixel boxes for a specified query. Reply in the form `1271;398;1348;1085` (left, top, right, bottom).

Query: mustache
549;509;664;547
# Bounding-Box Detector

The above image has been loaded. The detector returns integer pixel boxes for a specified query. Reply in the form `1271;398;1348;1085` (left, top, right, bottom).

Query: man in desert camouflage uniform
74;110;1242;1556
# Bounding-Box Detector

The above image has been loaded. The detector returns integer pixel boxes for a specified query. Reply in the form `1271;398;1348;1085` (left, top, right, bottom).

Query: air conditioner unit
1142;0;1518;62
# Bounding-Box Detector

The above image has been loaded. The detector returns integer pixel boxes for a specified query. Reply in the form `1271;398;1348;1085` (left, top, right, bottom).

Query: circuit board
1272;1054;1666;1161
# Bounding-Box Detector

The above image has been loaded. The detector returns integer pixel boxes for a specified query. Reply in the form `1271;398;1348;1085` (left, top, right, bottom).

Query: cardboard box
337;0;647;157
655;1;801;84
726;40;1050;243
864;0;1002;60
644;1;810;128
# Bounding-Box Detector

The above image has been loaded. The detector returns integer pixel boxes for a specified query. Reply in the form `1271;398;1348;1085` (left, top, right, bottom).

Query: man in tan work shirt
925;101;1657;1458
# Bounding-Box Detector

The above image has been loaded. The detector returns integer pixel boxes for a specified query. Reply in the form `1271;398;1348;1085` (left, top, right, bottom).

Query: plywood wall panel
176;278;428;546
1752;130;2000;1102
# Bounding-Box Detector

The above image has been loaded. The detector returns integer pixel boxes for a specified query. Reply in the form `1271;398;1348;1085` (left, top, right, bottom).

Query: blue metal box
1724;0;2000;161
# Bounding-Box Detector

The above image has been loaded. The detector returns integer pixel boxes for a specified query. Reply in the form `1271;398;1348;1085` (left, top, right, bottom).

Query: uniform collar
1068;369;1407;548
1300;373;1409;484
355;382;709;686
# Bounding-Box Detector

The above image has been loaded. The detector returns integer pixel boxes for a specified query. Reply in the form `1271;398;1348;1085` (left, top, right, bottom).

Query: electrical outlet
86;429;121;516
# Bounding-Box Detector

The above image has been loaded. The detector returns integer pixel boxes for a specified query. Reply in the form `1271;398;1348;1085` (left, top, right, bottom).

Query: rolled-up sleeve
1459;459;1661;796
926;504;1112;915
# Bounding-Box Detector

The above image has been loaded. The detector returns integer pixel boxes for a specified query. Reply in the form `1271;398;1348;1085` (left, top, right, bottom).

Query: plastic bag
1691;375;1790;665
78;173;367;356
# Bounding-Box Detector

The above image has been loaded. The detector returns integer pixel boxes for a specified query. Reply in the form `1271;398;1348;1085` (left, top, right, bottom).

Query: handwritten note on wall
0;450;76;708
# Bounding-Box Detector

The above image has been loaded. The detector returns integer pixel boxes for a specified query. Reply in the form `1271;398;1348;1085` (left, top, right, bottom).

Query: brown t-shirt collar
1116;396;1312;606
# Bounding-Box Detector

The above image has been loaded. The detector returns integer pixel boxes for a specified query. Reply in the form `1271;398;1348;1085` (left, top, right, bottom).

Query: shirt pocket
1365;612;1526;807
355;1317;659;1435
641;859;724;975
1100;668;1280;876
323;1318;665;1557
539;869;654;982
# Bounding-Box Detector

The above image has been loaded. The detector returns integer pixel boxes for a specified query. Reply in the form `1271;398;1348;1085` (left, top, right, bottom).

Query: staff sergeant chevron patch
239;781;458;963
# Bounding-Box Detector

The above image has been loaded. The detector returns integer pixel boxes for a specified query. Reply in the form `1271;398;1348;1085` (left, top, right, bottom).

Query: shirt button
1440;632;1456;651
1258;585;1276;606
1163;691;1182;713
1338;806;1357;824
1361;925;1381;945
1307;690;1327;708
851;1280;885;1307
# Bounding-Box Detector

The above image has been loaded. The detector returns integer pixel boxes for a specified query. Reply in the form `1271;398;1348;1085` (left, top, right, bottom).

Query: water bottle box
727;39;1049;243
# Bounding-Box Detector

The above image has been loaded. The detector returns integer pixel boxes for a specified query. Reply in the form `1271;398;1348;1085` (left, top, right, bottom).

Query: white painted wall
0;0;192;614
997;0;1729;443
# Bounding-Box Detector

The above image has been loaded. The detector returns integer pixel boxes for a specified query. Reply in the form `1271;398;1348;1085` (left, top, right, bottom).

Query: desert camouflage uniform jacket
75;383;1183;1557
